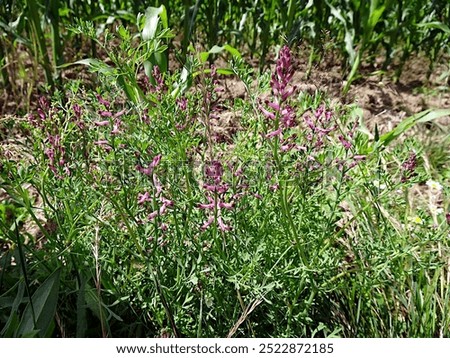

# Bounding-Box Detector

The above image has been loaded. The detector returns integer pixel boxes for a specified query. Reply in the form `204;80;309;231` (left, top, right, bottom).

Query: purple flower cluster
198;160;234;232
44;134;70;178
401;152;417;183
136;154;174;223
29;96;51;129
303;106;365;172
29;97;73;179
259;46;298;139
140;66;166;97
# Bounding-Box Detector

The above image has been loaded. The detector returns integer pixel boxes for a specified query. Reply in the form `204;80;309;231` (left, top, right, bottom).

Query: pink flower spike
95;120;110;127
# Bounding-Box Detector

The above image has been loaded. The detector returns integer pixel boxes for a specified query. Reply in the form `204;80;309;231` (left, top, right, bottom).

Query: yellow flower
409;216;423;225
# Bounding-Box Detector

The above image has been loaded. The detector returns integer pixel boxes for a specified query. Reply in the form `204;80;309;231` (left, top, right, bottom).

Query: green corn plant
25;0;55;89
181;0;202;58
66;6;173;106
327;0;387;95
47;0;63;71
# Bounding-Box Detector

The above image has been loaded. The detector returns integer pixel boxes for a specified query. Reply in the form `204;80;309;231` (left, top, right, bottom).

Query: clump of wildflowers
259;45;297;139
137;154;174;225
198;160;233;232
44;134;70;178
301;105;365;173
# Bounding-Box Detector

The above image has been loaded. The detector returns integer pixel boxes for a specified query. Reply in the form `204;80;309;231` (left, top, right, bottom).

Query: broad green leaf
368;1;385;31
200;45;242;63
76;274;87;338
61;59;116;76
16;269;61;337
417;22;450;34
142;5;167;41
0;281;25;337
378;109;450;147
327;2;347;26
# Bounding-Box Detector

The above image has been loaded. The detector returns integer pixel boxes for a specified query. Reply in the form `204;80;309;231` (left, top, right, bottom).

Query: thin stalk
14;219;37;329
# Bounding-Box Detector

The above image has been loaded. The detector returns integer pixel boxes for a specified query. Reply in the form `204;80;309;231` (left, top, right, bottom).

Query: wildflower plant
1;26;450;339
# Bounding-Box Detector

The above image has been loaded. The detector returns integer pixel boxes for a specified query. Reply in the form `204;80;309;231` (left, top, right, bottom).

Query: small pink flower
200;216;214;231
219;201;233;210
114;109;126;118
138;192;151;205
73;104;82;118
99;110;113;117
148;210;158;220
338;135;352;150
96;94;110;108
270;183;279;191
258;103;276;120
267;101;281;111
151;154;162;168
217;217;231;232
198;197;215;210
266;128;282;138
161;197;174;207
95;120;110;127
111;119;121;135
177;97;188;111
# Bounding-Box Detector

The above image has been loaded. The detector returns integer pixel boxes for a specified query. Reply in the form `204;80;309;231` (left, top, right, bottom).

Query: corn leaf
16;269;61;337
377;109;450;148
